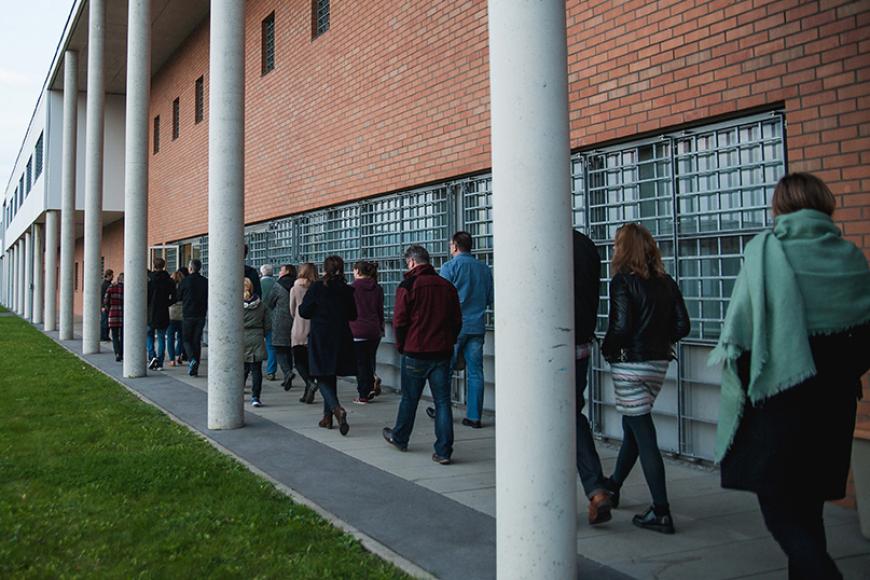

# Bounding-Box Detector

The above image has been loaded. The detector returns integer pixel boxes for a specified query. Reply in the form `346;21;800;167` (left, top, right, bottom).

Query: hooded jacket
349;277;385;341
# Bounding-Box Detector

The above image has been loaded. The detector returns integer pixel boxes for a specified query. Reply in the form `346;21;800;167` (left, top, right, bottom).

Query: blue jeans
146;325;166;365
576;356;606;498
264;331;277;376
453;334;485;421
393;355;453;458
165;321;184;361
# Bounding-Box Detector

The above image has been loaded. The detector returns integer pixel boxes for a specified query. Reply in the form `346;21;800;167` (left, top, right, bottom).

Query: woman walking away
104;273;125;362
713;173;870;580
350;261;385;404
166;270;186;366
298;256;358;435
268;264;298;391
290;263;318;403
601;223;691;534
243;277;270;408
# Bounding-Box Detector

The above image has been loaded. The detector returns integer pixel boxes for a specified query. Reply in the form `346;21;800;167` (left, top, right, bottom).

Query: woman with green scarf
712;173;870;579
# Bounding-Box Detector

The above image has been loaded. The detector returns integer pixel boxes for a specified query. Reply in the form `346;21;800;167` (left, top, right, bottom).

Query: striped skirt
611;360;670;416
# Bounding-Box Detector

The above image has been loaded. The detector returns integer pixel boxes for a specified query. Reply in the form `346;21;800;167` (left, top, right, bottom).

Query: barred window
19;177;24;202
172;98;180;140
195;76;204;124
261;12;275;75
153;116;160;154
313;0;330;38
26;158;32;193
35;133;44;179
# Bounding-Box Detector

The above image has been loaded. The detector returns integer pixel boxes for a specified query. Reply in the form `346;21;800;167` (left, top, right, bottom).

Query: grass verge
0;317;409;579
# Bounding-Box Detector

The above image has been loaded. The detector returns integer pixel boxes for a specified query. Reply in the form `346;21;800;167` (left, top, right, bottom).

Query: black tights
611;413;669;509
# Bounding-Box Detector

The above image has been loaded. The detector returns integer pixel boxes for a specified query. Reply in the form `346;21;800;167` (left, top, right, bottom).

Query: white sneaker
251;398;262;408
148;357;159;370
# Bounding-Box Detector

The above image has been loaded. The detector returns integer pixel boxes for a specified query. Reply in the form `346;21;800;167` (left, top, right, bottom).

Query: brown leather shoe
588;491;613;525
318;414;333;429
333;406;350;436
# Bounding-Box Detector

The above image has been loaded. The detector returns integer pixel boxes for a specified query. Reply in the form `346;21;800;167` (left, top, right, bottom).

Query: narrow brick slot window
172;98;180;140
195;76;204;124
153;116;160;154
313;0;330;37
261;12;275;75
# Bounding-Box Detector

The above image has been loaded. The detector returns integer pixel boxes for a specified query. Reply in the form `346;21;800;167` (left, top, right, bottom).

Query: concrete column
17;240;25;315
44;210;59;331
207;0;246;430
82;0;106;354
23;232;32;319
59;50;78;341
13;244;20;314
488;1;577;578
32;223;43;325
123;0;151;378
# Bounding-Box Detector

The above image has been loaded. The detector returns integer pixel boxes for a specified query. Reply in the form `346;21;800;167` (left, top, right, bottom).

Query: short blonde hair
243;277;254;300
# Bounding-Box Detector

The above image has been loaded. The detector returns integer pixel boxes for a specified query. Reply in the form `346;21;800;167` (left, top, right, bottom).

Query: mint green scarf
711;209;870;462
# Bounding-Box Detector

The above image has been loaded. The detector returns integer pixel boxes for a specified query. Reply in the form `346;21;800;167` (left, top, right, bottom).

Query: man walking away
147;258;176;370
426;231;493;428
100;269;114;342
267;264;297;390
384;245;462;465
179;259;208;377
573;230;612;525
244;244;262;298
260;264;278;380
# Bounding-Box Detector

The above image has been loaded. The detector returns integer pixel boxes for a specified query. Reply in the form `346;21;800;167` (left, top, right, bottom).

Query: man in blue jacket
426;231;493;428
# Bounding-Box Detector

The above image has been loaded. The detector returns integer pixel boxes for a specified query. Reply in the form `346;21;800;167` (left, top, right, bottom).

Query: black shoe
632;506;675;534
300;381;316;404
432;453;451;465
462;418;482;429
426;406;436;419
603;477;620;509
115;355;122;362
283;372;296;392
382;428;407;451
148;357;159;370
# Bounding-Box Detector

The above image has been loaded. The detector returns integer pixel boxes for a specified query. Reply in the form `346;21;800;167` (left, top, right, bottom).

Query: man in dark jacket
147;258;176;370
100;269;114;341
573;230;611;525
179;259;208;377
383;245;462;465
267;264;297;390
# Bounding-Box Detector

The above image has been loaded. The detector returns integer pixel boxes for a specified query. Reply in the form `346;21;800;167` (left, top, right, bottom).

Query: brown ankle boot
318;414;333;429
588;491;613;525
333;406;349;436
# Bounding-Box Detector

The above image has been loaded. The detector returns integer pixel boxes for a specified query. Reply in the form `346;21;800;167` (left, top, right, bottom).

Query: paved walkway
47;326;870;579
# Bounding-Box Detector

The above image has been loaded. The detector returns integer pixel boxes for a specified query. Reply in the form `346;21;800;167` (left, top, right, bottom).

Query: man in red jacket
383;244;462;464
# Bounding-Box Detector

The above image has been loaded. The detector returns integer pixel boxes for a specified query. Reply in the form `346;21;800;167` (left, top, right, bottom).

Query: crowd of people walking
94;172;867;577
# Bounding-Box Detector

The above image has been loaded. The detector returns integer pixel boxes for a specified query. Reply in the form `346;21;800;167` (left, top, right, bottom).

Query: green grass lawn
0;316;409;579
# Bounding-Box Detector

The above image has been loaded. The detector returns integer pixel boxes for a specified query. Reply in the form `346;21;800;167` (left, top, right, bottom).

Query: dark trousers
292;345;313;385
392;355;453;459
182;318;206;373
576;356;606;498
100;310;110;341
353;339;379;397
318;375;340;415
612;413;669;508
244;362;263;400
274;346;294;388
110;326;123;358
757;494;842;580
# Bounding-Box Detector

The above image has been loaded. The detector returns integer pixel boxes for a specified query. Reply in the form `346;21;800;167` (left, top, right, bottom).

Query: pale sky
0;0;74;190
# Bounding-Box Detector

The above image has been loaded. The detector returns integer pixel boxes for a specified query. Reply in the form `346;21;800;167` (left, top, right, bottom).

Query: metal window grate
35;133;43;179
313;0;330;37
261;12;275;75
153;116;160;154
26;158;32;193
195;76;204;124
198;235;208;276
172;98;180;140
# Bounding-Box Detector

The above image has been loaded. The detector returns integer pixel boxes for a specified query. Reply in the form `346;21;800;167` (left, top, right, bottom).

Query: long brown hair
297;262;319;286
322;255;345;286
610;223;666;279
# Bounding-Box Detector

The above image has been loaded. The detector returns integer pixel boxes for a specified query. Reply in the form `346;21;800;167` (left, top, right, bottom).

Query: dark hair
280;264;297;279
322;255;345;286
244;243;250;257
179;266;190;277
153;257;166;271
354;260;378;281
452;231;473;252
189;259;202;273
104;269;114;279
404;245;430;264
772;172;836;217
611;223;666;280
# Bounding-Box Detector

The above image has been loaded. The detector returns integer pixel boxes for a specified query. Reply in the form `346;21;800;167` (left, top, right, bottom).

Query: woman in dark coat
267;264;297;391
298;256;357;435
713;173;870;579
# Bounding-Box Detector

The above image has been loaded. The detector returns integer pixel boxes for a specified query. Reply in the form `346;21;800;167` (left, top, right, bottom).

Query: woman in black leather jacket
601;223;691;534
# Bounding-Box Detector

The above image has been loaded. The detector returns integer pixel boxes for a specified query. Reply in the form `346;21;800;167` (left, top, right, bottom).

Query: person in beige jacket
290;262;318;403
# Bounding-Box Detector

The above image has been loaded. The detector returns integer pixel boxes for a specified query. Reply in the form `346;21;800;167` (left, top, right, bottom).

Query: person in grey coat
267;264;297;392
243;277;271;408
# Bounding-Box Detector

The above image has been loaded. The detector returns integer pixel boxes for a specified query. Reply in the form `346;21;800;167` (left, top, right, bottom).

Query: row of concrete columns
1;0;574;575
